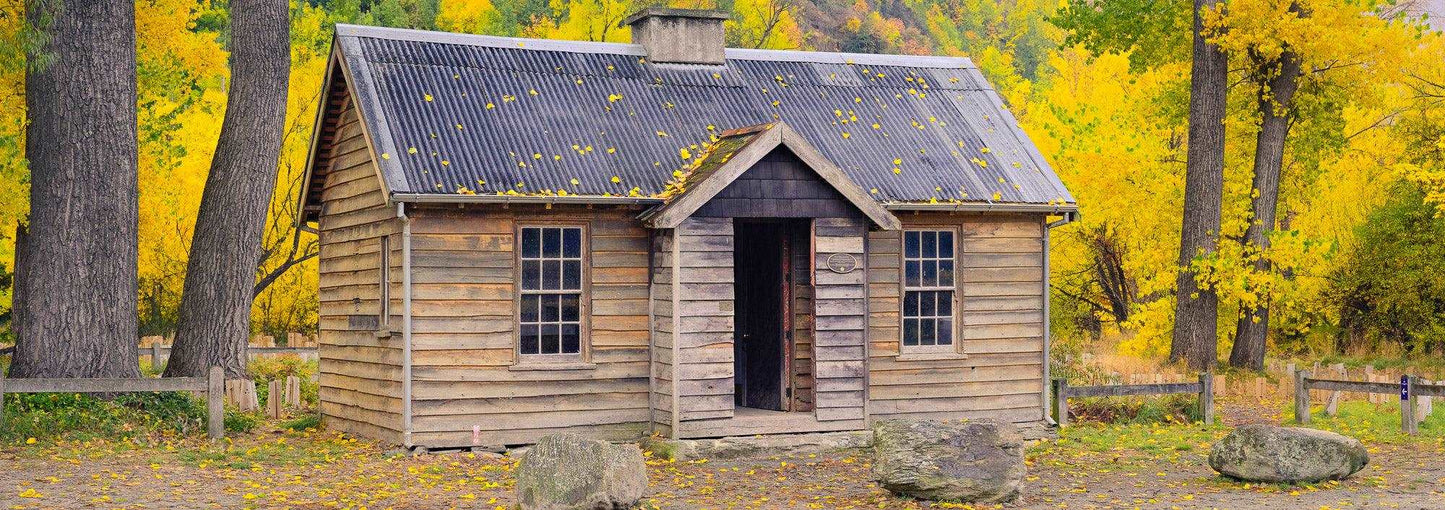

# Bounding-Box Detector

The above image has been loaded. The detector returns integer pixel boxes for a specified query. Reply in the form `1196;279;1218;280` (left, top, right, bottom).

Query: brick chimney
622;8;729;65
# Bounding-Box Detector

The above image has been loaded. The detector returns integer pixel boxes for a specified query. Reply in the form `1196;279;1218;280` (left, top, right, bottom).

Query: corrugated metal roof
331;24;1075;206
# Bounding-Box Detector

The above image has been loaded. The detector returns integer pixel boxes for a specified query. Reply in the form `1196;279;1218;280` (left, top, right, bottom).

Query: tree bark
11;0;140;379
1169;0;1229;371
166;0;291;379
1229;50;1301;370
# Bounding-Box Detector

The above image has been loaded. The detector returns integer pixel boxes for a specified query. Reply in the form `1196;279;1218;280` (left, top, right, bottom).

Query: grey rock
871;419;1026;504
1209;424;1369;483
514;434;647;510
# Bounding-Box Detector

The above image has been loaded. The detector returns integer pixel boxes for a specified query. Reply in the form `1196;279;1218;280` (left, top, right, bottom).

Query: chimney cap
621;7;729;27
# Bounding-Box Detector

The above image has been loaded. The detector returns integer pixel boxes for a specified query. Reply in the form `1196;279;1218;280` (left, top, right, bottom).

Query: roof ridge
333;23;976;69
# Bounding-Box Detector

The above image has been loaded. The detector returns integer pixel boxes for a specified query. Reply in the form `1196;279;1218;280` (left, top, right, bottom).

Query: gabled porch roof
640;122;901;230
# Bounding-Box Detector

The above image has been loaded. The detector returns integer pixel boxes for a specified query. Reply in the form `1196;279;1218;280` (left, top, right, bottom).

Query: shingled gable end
298;8;1077;448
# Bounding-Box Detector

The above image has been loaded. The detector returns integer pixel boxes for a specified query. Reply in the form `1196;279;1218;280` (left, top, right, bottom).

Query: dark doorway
734;221;795;411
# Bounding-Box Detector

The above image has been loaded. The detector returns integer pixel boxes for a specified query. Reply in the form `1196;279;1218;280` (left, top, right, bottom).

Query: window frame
898;226;962;356
513;222;591;365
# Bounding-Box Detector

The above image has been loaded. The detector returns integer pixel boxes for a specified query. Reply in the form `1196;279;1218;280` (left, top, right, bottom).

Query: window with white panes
902;229;956;350
519;226;584;356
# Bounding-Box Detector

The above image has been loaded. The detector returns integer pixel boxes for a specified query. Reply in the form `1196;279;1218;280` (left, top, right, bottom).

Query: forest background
0;0;1442;363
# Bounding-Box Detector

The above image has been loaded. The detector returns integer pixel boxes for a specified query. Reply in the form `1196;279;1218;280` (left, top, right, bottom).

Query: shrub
1067;393;1203;425
1;391;208;442
225;409;260;434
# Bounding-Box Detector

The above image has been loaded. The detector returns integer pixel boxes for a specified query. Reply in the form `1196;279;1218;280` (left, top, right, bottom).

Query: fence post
207;366;224;440
1199;372;1214;425
1052;378;1069;427
1402;375;1418;436
1294;369;1311;424
0;371;6;429
151;343;162;367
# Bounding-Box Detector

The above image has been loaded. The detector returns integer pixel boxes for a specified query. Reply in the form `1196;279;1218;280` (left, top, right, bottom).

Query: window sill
895;351;968;362
508;361;598;372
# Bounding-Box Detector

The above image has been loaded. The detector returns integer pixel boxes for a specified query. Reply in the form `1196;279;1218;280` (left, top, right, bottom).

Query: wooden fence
1053;373;1214;426
1293;370;1444;435
138;345;318;365
0;367;225;439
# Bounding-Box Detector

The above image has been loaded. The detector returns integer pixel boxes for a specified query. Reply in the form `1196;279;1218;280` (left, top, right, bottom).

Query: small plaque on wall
826;253;858;274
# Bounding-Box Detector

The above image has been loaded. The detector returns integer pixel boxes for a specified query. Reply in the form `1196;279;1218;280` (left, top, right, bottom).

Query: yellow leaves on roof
611;175;622;184
485;102;495;109
380;152;391;160
679;148;692;160
423;93;433;102
656;130;669;137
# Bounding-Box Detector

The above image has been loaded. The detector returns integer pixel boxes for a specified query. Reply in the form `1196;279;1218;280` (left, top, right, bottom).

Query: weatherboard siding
650;229;676;436
866;213;1047;423
405;205;653;447
672;217;737;423
812;217;869;422
316;101;405;444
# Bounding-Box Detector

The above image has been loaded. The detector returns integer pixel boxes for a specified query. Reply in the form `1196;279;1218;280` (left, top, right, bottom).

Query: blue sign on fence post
1401;375;1410;401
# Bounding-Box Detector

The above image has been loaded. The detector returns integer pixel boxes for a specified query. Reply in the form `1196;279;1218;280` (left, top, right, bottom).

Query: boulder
871;419;1026;504
1209;424;1369;483
514;434;647;510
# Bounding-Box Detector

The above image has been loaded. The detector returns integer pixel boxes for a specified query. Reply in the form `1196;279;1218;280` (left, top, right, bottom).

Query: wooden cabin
297;8;1078;449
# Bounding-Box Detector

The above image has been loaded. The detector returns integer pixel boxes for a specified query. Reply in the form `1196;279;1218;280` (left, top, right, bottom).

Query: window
519;226;584;356
902;229;956;349
379;235;390;327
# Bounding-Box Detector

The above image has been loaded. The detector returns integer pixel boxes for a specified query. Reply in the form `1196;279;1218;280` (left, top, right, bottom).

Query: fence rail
1294;370;1442;435
0;367;226;439
136;345;318;365
1053;373;1214;426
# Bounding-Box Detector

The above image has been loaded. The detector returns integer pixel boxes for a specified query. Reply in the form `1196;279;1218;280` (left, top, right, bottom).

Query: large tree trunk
1229;50;1301;370
166;0;291;379
11;0;140;379
1169;0;1229;371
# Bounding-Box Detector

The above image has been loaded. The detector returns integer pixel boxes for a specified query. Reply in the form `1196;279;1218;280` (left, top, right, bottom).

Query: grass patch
280;414;321;431
1295;399;1445;443
174;432;361;469
1028;421;1227;469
